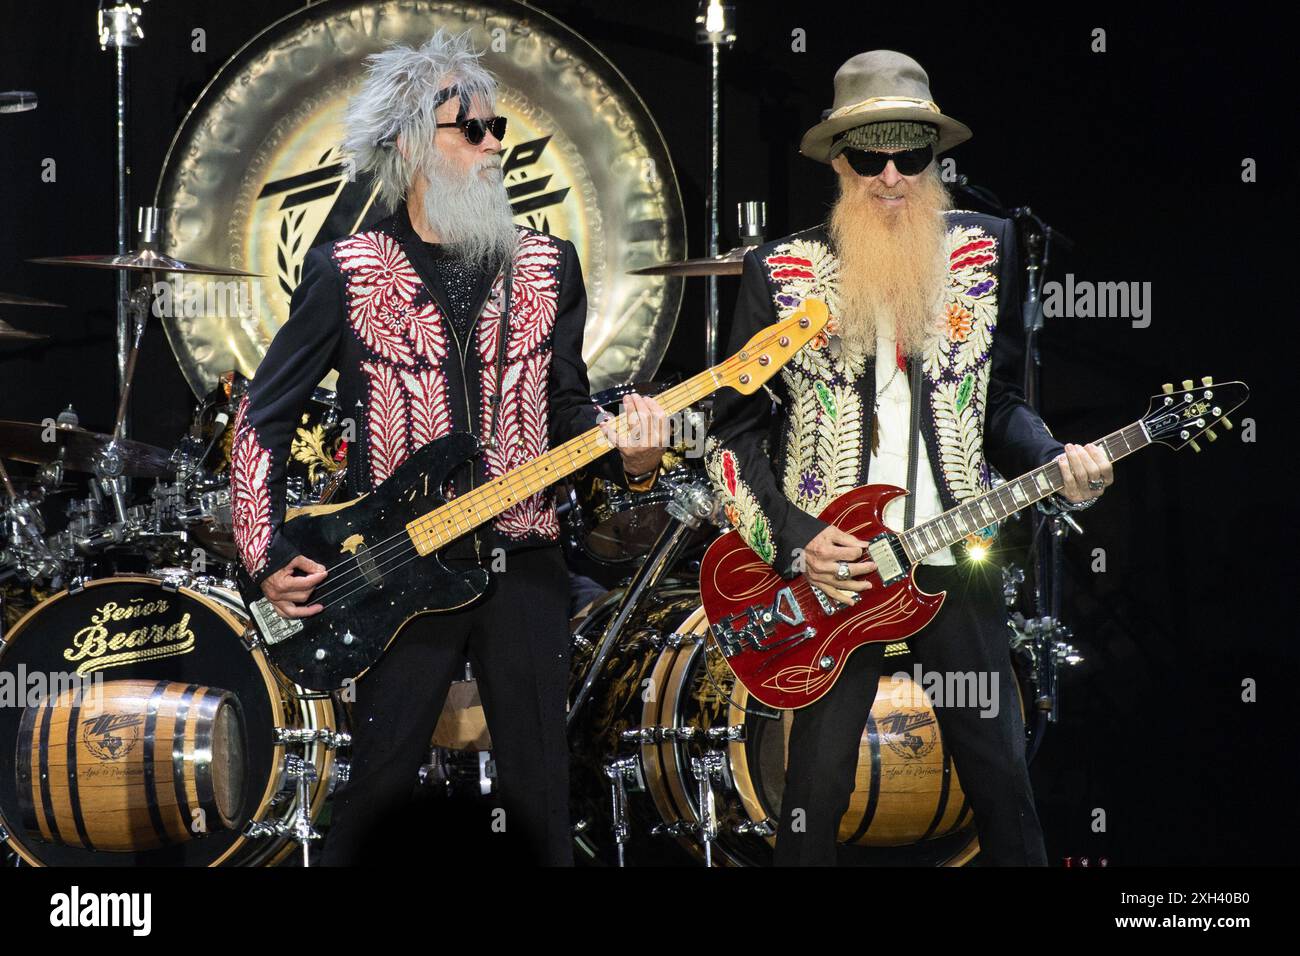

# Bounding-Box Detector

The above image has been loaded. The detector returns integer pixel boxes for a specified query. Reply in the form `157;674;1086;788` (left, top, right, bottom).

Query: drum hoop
0;575;291;867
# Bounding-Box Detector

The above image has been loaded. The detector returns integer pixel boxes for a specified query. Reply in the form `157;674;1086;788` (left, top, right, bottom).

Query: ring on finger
836;561;851;581
1088;478;1105;490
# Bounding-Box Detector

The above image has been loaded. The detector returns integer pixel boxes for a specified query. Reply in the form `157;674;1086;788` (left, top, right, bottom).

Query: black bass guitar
236;300;829;691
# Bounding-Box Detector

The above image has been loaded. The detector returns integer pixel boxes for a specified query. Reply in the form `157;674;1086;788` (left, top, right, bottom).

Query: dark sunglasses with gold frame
841;144;933;177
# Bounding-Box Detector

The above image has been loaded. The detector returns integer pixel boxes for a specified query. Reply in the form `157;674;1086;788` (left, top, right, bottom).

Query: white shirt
869;331;955;566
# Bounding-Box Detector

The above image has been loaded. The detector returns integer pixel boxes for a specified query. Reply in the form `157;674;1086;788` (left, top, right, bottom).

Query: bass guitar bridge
250;597;304;646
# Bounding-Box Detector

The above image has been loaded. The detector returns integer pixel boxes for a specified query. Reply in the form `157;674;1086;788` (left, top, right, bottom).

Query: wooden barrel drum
17;679;245;852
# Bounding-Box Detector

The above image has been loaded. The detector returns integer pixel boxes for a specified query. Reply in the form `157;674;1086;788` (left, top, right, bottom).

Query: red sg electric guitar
700;378;1250;710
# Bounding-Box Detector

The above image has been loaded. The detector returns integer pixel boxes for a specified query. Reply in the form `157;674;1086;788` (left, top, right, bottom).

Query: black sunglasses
436;115;508;145
842;145;933;177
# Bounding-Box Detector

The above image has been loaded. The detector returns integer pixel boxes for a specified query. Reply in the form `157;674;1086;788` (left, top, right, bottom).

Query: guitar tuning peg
1181;379;1194;390
1189;439;1202;452
1205;428;1217;442
1221;417;1234;430
1161;383;1174;394
1201;375;1214;386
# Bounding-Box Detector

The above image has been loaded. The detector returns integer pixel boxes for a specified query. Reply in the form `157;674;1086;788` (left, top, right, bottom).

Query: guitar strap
903;354;923;530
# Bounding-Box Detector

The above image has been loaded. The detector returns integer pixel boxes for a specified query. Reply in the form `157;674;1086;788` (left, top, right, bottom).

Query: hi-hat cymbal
628;245;755;277
29;249;262;277
0;420;173;477
0;291;65;307
0;319;48;343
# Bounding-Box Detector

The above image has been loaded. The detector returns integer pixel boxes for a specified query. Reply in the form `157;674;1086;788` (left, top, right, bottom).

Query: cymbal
0;319;48;343
29;249;262;278
0;420;173;477
0;291;65;307
628;245;755;277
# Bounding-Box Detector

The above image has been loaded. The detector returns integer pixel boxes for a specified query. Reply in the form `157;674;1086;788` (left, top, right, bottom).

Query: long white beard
419;154;518;266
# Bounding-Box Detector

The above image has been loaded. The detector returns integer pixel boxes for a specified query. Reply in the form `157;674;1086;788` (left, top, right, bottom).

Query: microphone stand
953;178;1084;739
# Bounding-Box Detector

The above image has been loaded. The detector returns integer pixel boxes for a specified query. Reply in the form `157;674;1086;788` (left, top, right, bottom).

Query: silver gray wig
343;29;499;208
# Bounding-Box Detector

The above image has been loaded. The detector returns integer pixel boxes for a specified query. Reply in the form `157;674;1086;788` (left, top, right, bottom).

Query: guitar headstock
722;298;830;395
1142;377;1249;451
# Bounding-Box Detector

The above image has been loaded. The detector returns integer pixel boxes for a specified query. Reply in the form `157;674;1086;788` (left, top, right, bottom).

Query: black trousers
320;546;574;866
773;560;1048;866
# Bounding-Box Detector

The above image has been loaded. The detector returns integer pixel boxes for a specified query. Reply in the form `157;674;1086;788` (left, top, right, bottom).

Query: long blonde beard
829;167;951;360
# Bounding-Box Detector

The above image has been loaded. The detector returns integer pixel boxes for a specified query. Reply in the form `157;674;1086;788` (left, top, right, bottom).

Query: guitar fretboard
898;422;1150;562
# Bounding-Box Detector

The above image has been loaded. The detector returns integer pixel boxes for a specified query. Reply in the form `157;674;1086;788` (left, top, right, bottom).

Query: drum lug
240;624;263;652
328;758;351;795
649;630;698;651
160;576;181;593
275;726;352;750
705;725;745;743
734;818;777;837
649;822;694;837
0;820;8;842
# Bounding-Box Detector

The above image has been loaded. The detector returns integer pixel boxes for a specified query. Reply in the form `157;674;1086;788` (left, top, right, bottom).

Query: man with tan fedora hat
706;50;1113;866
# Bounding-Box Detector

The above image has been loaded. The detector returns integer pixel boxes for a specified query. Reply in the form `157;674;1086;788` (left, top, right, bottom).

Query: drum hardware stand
691;750;728;866
568;478;721;730
604;756;643;867
695;0;736;366
248;727;352;865
245;755;321;865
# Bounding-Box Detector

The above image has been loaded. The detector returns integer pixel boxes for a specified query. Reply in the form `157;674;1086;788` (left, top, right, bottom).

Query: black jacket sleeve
983;218;1065;478
705;251;828;577
548;239;627;486
230;244;344;585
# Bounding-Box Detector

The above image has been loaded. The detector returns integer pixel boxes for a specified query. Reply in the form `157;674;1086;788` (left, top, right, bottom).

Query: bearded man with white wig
231;29;667;865
705;50;1113;866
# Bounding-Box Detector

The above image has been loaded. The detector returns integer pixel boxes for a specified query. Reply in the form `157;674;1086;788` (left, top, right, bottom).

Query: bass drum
569;585;1010;867
0;577;344;866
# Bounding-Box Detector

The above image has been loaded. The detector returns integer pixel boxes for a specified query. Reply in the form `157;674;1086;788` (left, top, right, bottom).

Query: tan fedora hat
799;50;971;163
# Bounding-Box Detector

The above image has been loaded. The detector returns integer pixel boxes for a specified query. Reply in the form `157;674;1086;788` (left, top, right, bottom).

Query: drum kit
0;235;354;867
1;0;1084;868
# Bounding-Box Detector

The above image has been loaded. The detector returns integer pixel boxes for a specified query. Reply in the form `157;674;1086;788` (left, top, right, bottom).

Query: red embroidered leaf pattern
336;233;417;366
362;360;409;484
505;235;561;361
230;398;272;573
721;451;739;496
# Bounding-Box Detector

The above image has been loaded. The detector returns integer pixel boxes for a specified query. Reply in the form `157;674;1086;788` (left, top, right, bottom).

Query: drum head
0;578;280;866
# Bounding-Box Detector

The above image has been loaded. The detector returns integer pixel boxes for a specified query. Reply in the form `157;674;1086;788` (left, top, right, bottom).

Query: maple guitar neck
402;300;828;556
899;422;1151;563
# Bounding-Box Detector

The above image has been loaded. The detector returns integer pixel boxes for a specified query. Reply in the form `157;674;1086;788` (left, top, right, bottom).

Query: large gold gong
154;0;686;397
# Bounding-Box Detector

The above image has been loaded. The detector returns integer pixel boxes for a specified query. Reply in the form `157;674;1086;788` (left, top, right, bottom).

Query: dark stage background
0;1;1293;865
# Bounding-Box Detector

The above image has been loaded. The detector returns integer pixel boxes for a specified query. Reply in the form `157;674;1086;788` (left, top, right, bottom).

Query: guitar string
314;413;1147;609
311;377;729;611
306;373;718;603
899;424;1147;559
304;364;727;604
314;411;1149;609
317;410;1197;616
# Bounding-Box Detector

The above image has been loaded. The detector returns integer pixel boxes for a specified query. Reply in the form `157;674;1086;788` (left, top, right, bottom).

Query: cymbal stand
695;1;736;367
97;1;146;438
